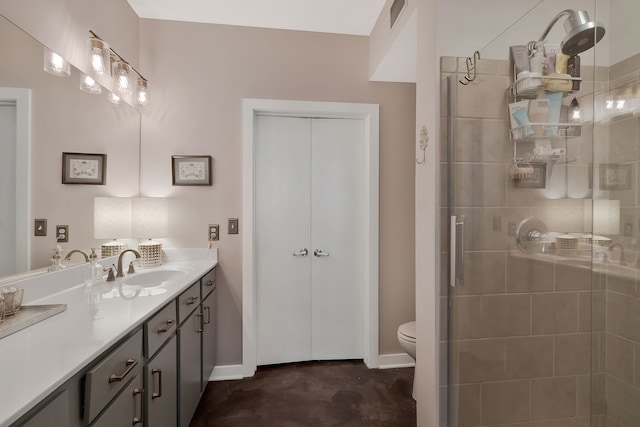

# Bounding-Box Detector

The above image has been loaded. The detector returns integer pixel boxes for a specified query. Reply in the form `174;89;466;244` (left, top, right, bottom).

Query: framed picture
62;152;106;185
172;155;212;186
599;164;632;190
514;162;547;189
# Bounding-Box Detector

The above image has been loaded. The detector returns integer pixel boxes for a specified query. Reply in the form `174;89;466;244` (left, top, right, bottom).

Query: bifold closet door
256;115;312;365
255;115;364;366
310;118;364;360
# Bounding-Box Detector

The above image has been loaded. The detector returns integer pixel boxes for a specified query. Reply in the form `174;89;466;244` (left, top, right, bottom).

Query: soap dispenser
86;248;104;285
47;246;66;272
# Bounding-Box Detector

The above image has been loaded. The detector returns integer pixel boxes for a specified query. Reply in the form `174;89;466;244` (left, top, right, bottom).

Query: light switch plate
34;219;47;236
56;225;69;243
228;218;239;235
209;224;219;241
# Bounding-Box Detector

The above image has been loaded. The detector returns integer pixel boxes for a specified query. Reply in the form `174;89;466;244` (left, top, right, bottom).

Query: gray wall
138;19;417;364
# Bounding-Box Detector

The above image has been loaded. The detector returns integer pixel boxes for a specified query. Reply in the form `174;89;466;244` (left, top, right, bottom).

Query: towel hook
459;51;480;85
416;125;429;165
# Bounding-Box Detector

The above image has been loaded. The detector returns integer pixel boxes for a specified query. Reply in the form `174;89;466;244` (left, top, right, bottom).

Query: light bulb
108;92;121;105
43;48;70;77
79;73;101;94
112;61;131;95
616;99;626;110
90;47;106;75
136;79;149;106
606;100;614;110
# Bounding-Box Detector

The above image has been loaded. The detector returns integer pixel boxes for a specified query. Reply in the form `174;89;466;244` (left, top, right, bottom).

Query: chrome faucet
116;249;141;278
64;249;89;262
608;243;627;266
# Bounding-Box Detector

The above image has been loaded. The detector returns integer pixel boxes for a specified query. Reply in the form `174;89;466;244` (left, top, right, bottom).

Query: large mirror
0;13;141;283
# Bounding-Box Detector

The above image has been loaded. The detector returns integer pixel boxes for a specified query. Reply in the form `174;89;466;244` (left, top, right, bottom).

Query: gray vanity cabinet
89;375;144;427
201;287;217;391
145;335;178;427
179;307;202;427
21;390;70;427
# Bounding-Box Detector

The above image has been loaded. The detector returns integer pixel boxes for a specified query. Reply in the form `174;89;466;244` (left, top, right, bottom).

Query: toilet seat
398;321;416;343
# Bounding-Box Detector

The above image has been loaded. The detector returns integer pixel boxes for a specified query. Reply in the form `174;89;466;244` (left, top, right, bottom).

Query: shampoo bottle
567;97;582;136
529;50;547;76
567;55;581;91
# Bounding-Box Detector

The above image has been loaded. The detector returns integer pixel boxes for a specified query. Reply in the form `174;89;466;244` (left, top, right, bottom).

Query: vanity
0;248;218;427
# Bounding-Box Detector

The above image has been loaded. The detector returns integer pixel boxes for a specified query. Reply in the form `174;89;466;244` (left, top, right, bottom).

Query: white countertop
0;248;218;426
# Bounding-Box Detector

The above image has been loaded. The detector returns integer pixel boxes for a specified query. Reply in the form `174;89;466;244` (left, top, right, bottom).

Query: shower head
527;9;605;56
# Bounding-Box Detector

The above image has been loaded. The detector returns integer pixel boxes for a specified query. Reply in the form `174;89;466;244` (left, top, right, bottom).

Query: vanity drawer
178;282;200;325
84;329;143;424
201;267;216;298
145;300;177;357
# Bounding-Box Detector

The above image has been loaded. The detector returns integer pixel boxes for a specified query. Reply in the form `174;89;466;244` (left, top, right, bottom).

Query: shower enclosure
441;1;640;426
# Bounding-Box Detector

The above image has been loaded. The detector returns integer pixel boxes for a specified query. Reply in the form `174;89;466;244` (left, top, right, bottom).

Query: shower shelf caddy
507;74;583;165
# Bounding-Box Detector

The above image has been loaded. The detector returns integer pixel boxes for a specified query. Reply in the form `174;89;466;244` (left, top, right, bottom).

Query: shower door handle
450;215;465;287
293;248;308;257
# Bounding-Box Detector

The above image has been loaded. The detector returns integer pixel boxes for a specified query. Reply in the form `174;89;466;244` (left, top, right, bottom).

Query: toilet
397;321;417;399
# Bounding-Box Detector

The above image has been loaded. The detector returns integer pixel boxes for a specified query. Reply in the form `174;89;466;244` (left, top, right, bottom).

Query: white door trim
242;98;379;377
0;88;31;274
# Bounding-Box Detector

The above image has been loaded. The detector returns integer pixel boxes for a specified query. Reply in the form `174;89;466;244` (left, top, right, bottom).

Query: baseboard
209;364;245;381
377;353;415;369
208;356;414;381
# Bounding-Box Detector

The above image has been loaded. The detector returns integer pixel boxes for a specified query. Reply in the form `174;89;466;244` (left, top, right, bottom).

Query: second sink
121;269;188;287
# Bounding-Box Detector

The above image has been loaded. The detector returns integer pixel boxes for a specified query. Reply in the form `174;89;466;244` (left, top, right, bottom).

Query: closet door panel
310;118;365;360
255;115;312;365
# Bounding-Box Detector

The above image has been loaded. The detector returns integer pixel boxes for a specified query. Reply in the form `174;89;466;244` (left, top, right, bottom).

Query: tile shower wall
598;52;640;427
439;55;603;427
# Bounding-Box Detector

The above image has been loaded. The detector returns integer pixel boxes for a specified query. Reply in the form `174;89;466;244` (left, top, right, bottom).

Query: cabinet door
201;289;217;391
179;308;202;427
90;375;144;427
146;335;178;427
22;390;70;427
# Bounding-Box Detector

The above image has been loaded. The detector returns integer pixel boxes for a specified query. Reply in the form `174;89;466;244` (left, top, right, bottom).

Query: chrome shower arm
527;9;574;55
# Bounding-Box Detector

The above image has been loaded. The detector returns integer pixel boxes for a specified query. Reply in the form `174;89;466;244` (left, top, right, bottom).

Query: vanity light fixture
108;92;121;105
135;78;149;107
87;34;110;76
86;30;150;107
79;73;102;94
112;59;131;96
43;47;70;77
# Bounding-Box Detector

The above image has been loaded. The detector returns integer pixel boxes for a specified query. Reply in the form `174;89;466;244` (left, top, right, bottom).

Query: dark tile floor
190;360;416;427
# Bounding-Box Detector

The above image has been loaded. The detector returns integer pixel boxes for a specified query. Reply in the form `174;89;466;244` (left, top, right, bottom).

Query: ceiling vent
390;0;407;29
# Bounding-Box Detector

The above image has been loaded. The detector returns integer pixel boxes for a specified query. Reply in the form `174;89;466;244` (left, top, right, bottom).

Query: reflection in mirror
0;13;141;283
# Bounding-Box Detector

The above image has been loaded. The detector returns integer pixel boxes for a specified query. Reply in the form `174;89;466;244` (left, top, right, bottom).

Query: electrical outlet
56;225;69;243
624;222;633;237
228;218;239;235
34;219;47;236
209;224;219;241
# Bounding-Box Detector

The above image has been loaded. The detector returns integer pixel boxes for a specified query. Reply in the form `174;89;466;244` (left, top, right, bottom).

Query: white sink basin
121;269;188;287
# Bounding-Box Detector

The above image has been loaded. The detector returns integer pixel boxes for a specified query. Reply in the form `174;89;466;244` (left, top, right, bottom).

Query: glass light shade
131;198;168;239
79;73;102;94
94;197;132;239
43;48;70;77
87;37;109;76
108;92;121;105
135;78;149;106
112;61;131;96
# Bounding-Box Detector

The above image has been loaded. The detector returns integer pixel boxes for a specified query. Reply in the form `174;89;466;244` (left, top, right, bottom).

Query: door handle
292;248;308;257
450;215;465;287
313;249;329;257
151;368;163;399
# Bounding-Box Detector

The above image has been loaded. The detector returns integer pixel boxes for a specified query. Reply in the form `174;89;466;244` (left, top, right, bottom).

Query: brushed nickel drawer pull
133;387;144;424
157;319;175;334
204;306;211;325
186;296;199;305
108;358;138;383
151;368;163;399
206;280;215;287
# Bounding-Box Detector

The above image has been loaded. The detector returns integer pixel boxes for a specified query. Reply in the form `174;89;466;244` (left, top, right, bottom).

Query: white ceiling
127;0;387;36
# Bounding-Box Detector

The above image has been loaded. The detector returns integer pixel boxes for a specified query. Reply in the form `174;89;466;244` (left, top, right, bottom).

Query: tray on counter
0;304;67;340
